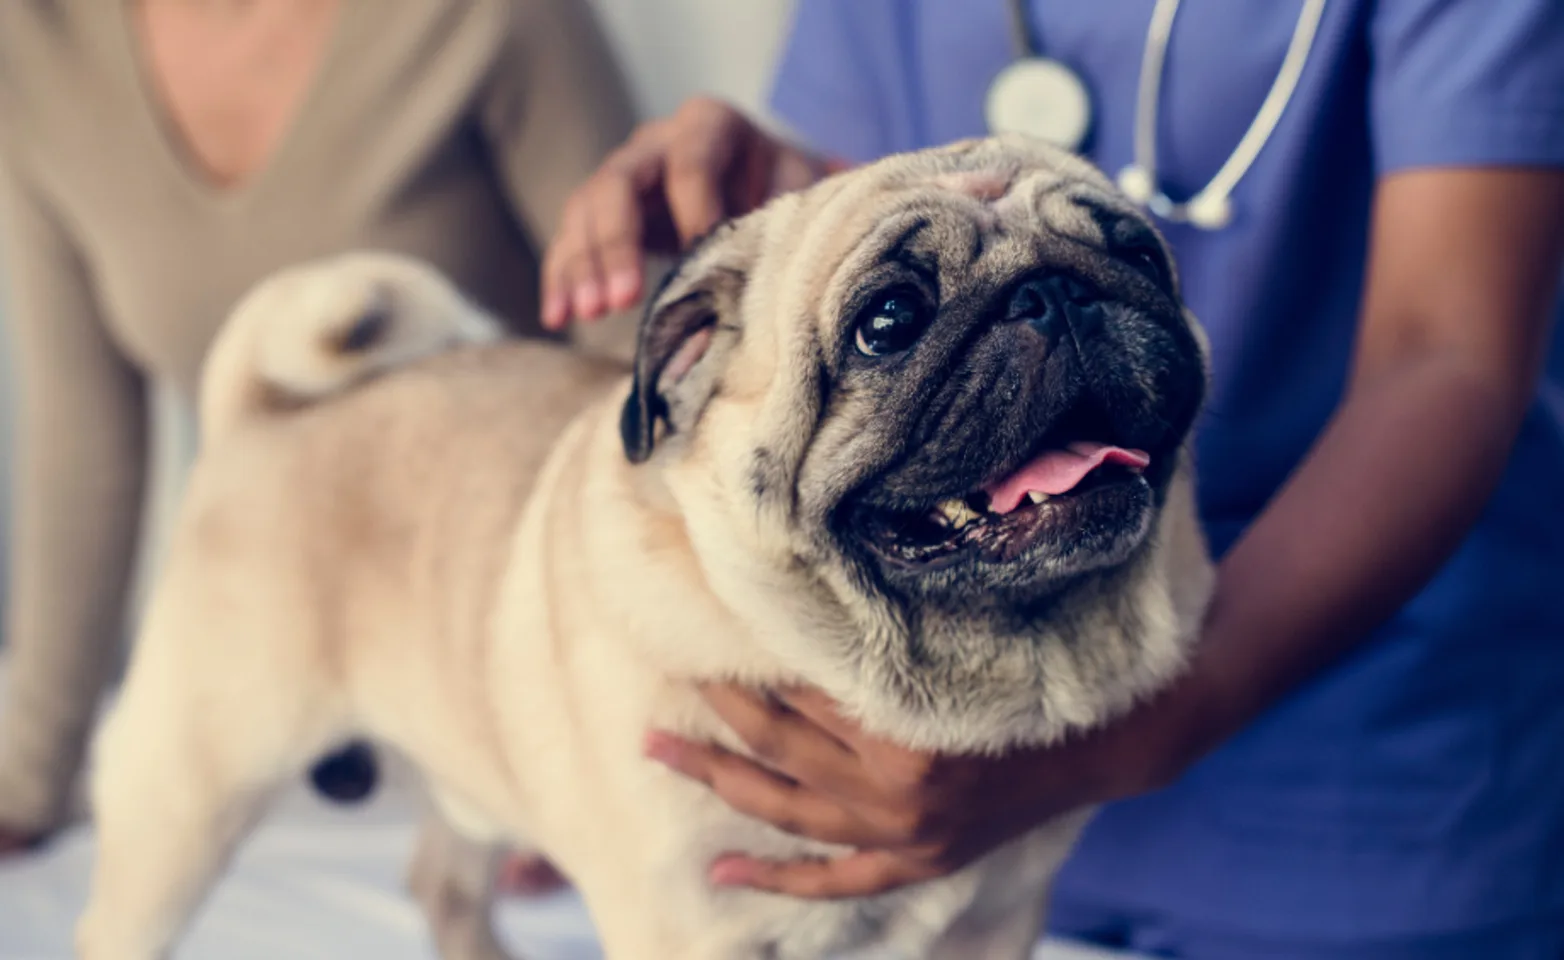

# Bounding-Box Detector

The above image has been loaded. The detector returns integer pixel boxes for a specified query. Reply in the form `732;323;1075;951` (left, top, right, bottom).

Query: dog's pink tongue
982;442;1151;515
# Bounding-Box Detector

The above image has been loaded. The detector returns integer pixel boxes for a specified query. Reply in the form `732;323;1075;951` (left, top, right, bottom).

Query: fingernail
606;270;640;307
542;292;568;328
544;290;569;322
573;283;604;318
642;731;682;765
710;856;756;887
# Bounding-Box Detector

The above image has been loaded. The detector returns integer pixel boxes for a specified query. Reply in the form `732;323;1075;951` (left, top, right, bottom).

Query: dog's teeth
1026;491;1049;505
935;498;982;529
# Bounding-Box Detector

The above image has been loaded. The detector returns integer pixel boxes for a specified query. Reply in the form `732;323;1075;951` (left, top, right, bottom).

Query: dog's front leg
407;812;515;960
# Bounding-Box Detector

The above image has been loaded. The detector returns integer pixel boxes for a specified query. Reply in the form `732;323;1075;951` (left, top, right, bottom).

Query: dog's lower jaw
848;465;1210;757
813;577;1197;760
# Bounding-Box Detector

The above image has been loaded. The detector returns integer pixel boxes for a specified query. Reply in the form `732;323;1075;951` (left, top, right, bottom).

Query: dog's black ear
621;222;755;463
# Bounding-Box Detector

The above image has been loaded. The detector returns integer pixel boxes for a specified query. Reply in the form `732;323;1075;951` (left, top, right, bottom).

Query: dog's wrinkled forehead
801;137;1162;330
903;139;1123;237
618;136;1182;470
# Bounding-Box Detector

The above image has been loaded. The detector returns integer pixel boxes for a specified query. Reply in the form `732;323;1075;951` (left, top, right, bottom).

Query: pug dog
77;136;1213;960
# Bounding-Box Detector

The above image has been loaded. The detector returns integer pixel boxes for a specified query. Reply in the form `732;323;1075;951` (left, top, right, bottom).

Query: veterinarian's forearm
1166;169;1564;763
1180;353;1535;750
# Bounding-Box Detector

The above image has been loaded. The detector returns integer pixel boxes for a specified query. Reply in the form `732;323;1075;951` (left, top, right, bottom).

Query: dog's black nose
1006;275;1106;342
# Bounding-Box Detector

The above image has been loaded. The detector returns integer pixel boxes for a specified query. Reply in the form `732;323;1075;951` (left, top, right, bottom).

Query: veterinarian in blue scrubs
542;1;1564;955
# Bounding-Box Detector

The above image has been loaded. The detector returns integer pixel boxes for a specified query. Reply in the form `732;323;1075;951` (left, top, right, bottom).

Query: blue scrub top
770;0;1564;942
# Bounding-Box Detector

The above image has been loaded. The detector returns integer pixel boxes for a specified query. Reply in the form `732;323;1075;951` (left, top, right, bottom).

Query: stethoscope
986;0;1328;230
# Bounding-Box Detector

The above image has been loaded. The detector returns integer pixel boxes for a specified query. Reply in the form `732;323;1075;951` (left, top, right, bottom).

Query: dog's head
623;137;1213;748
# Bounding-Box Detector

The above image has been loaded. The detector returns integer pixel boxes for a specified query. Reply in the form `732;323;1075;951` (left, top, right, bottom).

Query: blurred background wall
592;0;792;119
0;0;798;646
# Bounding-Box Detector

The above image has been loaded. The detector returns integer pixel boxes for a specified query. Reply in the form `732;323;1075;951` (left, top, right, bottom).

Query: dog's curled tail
200;251;502;443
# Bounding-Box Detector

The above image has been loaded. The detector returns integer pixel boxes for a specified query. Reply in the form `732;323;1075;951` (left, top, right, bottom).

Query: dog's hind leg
407;808;516;960
75;586;340;960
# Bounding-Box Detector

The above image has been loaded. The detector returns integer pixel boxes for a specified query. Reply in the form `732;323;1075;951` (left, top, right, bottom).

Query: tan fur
78;141;1214;960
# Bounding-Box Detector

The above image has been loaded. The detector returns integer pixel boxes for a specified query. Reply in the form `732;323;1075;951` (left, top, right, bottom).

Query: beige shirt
0;0;634;830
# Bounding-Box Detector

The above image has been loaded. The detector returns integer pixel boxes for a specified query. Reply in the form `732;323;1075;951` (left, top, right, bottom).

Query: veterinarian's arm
645;167;1564;897
539;100;841;330
0;151;148;850
1138;167;1564;744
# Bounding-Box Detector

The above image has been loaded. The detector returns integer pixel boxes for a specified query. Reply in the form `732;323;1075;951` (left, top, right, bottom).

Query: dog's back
76;255;627;960
164;251;627;775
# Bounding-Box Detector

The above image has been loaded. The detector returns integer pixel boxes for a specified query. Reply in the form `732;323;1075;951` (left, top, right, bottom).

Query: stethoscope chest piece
1117;164;1235;230
996;0;1328;232
985;57;1091;152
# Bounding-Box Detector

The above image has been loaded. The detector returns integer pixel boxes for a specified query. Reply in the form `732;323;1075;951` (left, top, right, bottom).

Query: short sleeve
1370;0;1564;173
767;0;926;164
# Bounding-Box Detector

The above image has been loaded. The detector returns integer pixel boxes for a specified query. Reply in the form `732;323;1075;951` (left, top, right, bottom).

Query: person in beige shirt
0;0;634;876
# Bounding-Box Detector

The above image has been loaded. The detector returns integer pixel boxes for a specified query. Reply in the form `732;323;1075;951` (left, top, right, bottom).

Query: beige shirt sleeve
478;0;639;245
0;150;147;832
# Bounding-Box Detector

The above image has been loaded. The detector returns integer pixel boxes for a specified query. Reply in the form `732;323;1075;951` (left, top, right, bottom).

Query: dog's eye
854;287;931;357
1124;242;1173;293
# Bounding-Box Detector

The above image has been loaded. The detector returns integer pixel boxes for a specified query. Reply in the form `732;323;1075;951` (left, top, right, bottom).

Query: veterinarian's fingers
774;687;962;803
542;193;603;328
542;123;671;328
569;242;609;322
713;767;865;844
665;148;729;246
699;686;862;787
540;221;576;329
663;99;754;245
585;171;647;312
771;687;870;749
703;685;857;756
709;851;938;900
495;853;571;897
540;284;570;331
646;732;905;846
644;731;727;782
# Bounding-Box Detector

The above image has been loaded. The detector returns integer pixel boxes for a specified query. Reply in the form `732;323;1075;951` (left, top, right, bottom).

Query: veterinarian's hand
644;683;1214;899
541;97;844;330
496;852;571;897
